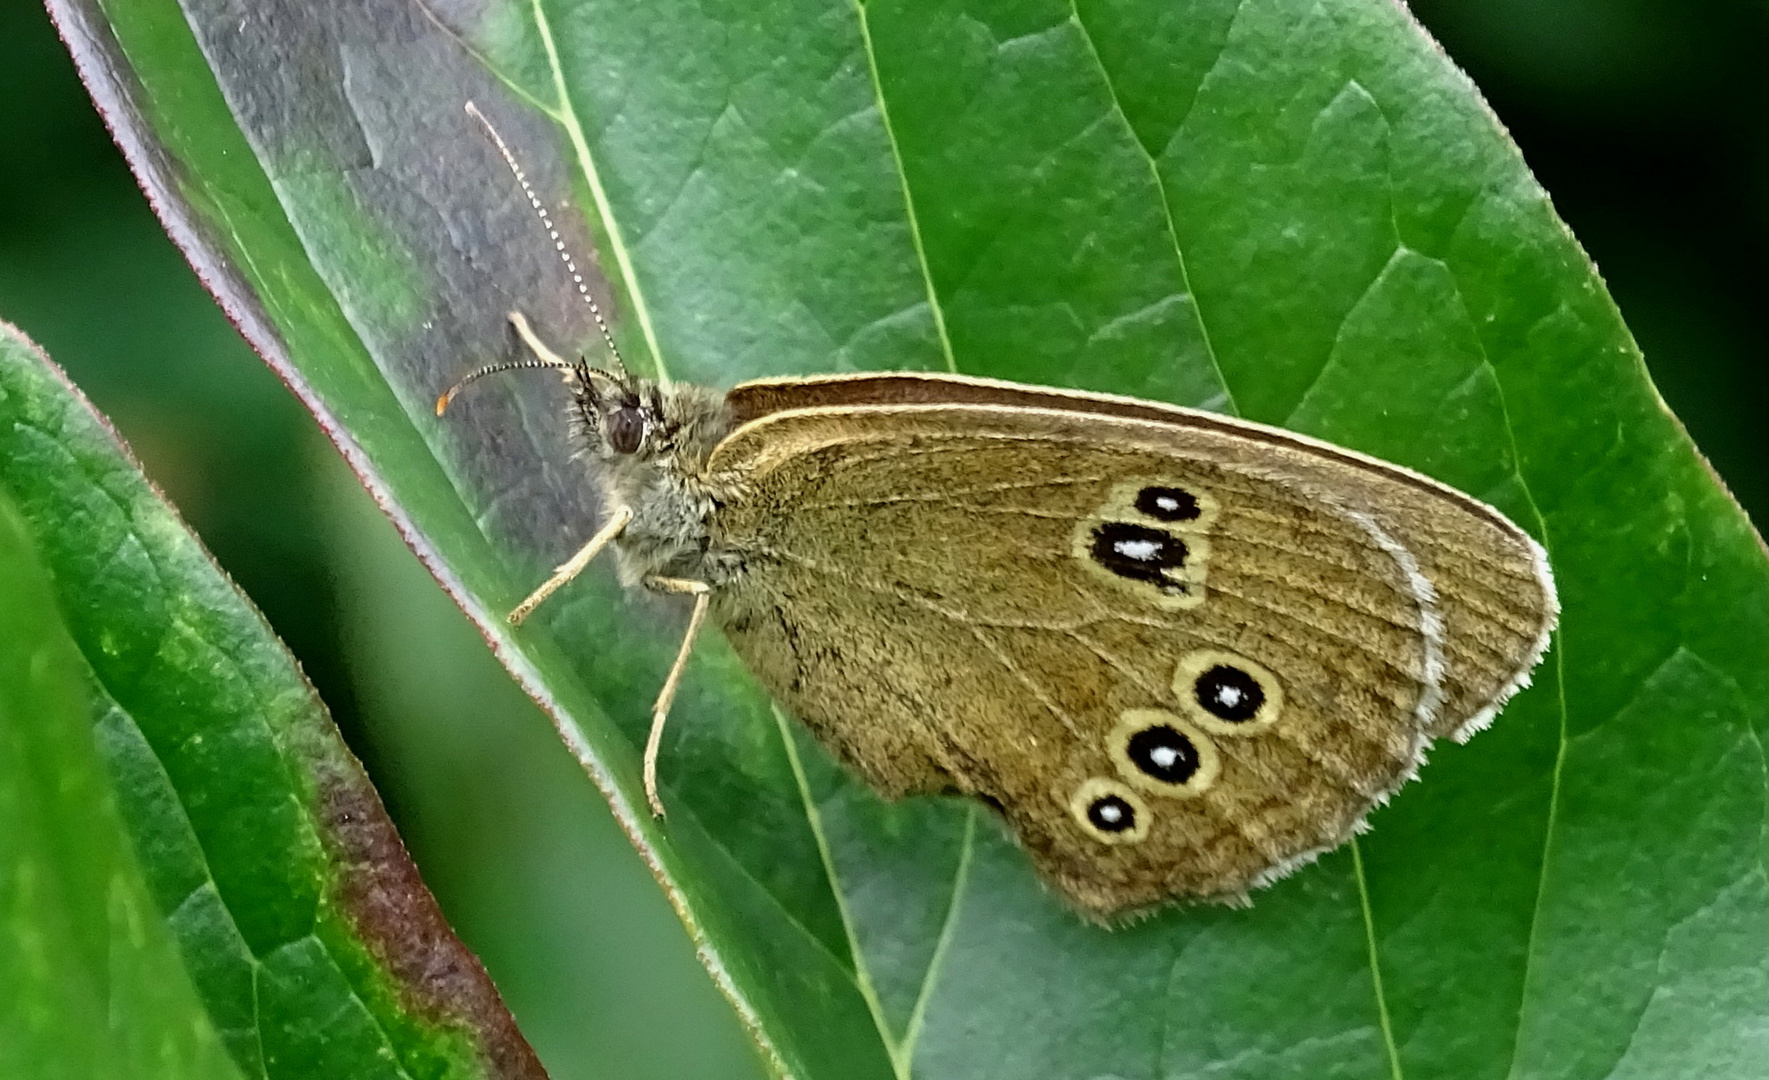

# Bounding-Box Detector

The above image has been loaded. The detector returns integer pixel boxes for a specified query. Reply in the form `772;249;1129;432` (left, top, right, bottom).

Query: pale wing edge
1447;529;1559;743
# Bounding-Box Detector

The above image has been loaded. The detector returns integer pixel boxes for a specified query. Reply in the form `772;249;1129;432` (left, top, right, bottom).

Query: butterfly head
563;367;730;474
439;349;732;581
567;368;735;584
447;104;739;590
435;326;729;477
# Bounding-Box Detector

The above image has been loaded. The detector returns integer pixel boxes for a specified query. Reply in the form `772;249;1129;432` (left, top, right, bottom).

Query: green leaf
314;436;768;1079
49;0;1769;1077
0;320;547;1079
0;461;242;1080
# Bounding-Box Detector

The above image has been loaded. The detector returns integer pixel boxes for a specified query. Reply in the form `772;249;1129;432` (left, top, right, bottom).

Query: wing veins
766;543;1434;714
1064;626;1168;701
777;498;1528;637
798;431;1156;473
795;472;1111;511
1226;501;1528;579
965;625;1085;740
800;501;1082;521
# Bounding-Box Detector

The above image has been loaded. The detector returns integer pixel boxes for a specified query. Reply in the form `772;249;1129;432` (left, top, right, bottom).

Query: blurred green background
1;2;1762;1078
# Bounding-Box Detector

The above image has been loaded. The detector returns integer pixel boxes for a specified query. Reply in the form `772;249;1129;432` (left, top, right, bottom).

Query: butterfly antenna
465;100;628;377
434;358;576;416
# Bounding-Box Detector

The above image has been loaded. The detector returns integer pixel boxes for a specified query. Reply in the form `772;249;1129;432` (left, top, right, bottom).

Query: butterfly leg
508;310;571;367
508;505;634;625
642;576;712;817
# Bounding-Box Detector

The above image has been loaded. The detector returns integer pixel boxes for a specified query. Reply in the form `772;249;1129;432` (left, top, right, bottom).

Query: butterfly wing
707;380;1555;916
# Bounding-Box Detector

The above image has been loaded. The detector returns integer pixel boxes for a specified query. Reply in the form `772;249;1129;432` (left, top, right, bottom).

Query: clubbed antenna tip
435;358;575;416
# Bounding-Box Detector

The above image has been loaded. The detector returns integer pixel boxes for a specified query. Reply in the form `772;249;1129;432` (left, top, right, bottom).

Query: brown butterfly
440;104;1557;918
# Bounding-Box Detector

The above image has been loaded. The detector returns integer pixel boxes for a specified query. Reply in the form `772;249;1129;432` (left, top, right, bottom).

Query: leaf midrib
2;401;421;1080
853;0;958;377
775;706;980;1080
1067;0;1239;418
532;0;670;382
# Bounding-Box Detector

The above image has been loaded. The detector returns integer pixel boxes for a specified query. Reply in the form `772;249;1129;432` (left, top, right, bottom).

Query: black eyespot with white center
1135;485;1202;523
607;405;645;454
1107;710;1221;796
1171;651;1283;736
1090;522;1187;587
1194;664;1264;723
1125;724;1201;784
1086;794;1136;833
1069;778;1152;842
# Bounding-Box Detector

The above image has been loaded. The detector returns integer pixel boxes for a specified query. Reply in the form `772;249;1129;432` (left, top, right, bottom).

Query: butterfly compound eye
607;405;645;454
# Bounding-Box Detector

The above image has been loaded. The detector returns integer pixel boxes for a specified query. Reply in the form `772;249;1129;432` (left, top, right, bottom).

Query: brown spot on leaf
317;758;548;1080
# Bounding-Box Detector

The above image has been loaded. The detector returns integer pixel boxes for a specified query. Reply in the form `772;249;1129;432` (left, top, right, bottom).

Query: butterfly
440;103;1557;918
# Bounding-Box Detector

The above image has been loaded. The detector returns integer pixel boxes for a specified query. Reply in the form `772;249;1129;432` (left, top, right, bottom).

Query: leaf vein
530;0;671;380
1069;0;1237;414
897;808;978;1072
851;0;959;375
774;705;910;1079
1353;837;1406;1080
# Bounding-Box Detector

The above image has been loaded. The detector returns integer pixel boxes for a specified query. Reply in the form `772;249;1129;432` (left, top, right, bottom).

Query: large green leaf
0;319;549;1079
0;469;242;1080
49;0;1769;1077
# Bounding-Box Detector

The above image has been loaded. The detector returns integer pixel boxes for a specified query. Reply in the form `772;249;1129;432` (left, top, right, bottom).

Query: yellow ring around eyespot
1067;778;1152;845
1172;649;1285;737
1107;708;1220;798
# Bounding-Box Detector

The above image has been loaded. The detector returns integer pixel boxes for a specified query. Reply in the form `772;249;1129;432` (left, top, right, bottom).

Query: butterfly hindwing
706;381;1555;915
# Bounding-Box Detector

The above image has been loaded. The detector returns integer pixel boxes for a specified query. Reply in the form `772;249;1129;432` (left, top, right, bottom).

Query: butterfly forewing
704;390;1554;915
